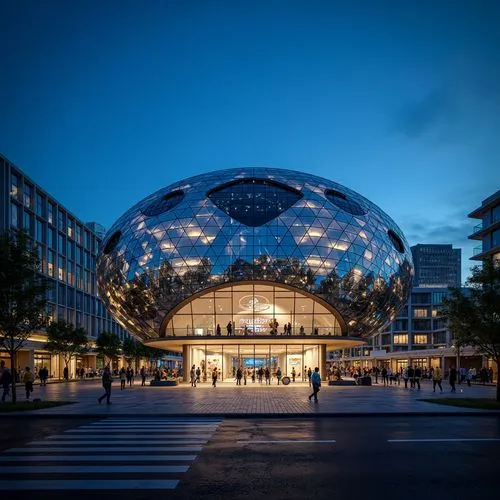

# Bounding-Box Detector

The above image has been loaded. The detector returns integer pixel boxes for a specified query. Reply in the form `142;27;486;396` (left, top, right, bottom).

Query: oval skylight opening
103;231;122;255
207;178;303;227
387;230;405;253
325;189;366;216
141;190;184;217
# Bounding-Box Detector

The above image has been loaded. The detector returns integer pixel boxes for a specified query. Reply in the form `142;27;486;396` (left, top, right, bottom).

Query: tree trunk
10;350;17;404
496;359;500;403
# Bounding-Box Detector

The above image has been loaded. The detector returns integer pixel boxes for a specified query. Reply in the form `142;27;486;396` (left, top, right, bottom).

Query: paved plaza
3;378;498;416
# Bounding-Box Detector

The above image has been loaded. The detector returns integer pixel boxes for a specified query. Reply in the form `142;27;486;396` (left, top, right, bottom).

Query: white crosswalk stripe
0;417;222;491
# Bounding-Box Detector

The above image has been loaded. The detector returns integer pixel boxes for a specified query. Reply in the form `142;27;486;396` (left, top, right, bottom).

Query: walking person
414;366;422;390
216;324;221;336
140;366;146;386
120;367;126;390
226;321;232;336
0;360;12;402
307;367;312;387
236;367;242;385
291;367;296;383
381;366;388;386
433;366;443;393
407;365;415;389
403;367;409;389
98;366;113;404
308;367;321;402
212;368;218;387
449;365;457;393
196;366;201;384
276;367;282;385
190;365;197;387
23;366;34;401
264;367;271;385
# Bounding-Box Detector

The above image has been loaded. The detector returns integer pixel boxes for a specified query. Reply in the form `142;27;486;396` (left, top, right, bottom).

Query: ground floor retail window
188;344;321;381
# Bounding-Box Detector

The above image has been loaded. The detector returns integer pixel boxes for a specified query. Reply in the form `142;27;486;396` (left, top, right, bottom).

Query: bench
150;380;179;387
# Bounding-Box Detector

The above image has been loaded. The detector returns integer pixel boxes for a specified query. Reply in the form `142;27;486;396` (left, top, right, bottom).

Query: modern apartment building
0;154;132;377
335;286;481;373
411;244;461;287
469;190;500;264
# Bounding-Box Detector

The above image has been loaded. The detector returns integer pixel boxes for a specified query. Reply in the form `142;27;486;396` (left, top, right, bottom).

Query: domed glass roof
97;167;413;341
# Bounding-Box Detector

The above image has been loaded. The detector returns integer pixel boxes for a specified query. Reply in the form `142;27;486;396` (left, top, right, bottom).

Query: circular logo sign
238;294;271;312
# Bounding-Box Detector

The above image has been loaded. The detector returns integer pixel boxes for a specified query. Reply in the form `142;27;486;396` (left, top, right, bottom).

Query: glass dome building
97;168;413;380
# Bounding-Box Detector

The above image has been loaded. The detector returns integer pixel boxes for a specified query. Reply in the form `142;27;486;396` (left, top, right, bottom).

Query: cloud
396;89;457;138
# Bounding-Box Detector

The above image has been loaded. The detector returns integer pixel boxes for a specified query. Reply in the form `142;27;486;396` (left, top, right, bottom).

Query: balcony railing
473;223;482;233
473;246;483;256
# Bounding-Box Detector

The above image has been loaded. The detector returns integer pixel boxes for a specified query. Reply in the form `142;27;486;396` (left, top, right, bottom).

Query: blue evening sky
1;0;499;282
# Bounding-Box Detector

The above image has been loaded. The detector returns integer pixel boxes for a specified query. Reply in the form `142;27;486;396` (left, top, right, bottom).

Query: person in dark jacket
98;366;113;404
449;365;457;393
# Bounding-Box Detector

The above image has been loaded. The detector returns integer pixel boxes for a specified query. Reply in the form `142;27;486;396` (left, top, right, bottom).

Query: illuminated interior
161;283;344;337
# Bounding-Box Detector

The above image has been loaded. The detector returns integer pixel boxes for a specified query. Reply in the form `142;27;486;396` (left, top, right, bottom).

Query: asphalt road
0;416;498;500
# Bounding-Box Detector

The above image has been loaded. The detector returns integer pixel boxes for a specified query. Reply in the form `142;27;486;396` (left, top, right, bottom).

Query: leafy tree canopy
444;259;500;401
96;331;121;365
45;320;88;368
0;232;48;403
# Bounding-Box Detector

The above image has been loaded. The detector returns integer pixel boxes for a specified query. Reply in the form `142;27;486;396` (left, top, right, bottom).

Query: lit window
413;308;428;318
393;334;408;344
47;250;55;277
10;173;19;198
413;334;428;344
10;202;19;228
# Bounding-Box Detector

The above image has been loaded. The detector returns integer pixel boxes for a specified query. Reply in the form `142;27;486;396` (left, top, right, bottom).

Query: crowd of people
329;364;495;392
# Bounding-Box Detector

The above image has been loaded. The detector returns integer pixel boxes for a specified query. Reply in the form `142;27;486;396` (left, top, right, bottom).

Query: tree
0;232;48;403
95;331;121;367
45;320;88;377
122;337;138;367
443;260;500;401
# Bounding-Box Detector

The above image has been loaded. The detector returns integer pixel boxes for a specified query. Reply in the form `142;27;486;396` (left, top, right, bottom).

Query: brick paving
3;378;497;416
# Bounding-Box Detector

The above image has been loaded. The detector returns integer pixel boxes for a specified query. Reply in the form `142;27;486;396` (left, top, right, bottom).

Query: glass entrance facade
163;283;342;337
188;343;320;381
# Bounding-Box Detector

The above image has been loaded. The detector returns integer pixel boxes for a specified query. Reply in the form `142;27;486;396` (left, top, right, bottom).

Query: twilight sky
1;0;499;282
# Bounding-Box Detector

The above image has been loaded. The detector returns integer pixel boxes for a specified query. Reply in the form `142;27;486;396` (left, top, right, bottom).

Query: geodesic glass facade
97;168;413;341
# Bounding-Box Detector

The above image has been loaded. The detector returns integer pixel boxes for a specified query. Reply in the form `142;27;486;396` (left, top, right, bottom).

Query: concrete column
27;349;34;372
319;345;327;381
182;345;190;383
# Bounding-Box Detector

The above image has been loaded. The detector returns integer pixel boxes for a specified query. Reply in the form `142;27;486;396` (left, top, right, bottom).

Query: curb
1;411;500;419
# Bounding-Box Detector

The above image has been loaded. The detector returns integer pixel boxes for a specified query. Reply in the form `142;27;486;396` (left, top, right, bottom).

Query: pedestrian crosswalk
0;417;222;491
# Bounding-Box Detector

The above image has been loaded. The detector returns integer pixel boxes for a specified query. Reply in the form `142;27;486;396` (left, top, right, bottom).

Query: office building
0;154;132;376
411;244;461;287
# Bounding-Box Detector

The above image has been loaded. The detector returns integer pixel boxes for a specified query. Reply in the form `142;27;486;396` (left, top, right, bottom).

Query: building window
23;211;34;236
10;173;20;199
492;229;500;248
58;256;65;281
24;183;33;210
58;209;66;232
10;202;20;228
58;234;65;256
413;308;428;318
35;192;44;217
84;230;90;250
76;265;82;289
36;219;44;243
413;334;429;344
48;202;55;225
393;334;408;344
432;291;447;304
76;224;82;244
67;218;74;239
67;261;74;286
67;240;74;261
47;250;55;277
